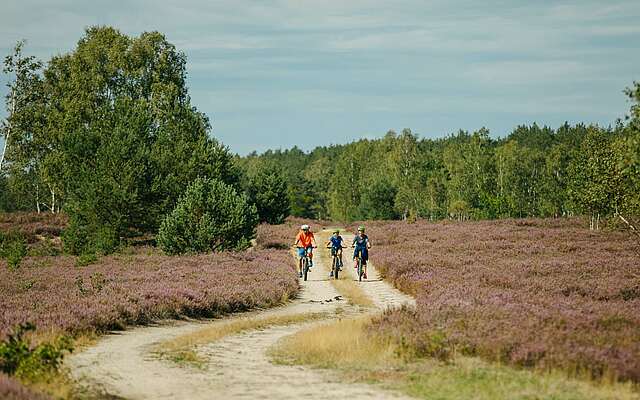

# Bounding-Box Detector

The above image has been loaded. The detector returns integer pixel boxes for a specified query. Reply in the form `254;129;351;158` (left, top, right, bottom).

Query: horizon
1;1;639;156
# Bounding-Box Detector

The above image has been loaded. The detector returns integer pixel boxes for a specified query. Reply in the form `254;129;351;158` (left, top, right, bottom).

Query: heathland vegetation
365;218;639;382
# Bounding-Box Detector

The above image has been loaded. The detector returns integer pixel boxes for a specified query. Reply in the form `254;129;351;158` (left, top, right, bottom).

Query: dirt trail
68;230;414;399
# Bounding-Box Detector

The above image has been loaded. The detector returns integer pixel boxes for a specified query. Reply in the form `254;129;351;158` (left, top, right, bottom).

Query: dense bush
367;218;640;382
157;178;258;255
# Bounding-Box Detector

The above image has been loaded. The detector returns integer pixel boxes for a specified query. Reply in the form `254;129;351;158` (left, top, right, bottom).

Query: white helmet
301;224;310;231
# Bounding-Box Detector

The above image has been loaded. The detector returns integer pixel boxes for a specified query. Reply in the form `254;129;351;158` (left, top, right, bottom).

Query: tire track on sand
68;231;414;399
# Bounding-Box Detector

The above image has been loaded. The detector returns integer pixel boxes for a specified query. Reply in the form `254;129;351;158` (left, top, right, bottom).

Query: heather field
0;212;67;241
0;247;298;339
0;215;300;340
364;218;640;382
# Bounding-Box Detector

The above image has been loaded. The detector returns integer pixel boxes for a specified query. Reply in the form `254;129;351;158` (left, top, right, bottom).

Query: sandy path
340;233;415;310
68;230;414;399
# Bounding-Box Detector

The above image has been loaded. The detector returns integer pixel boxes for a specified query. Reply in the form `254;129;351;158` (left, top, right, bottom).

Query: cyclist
325;229;345;278
352;225;371;279
294;224;317;278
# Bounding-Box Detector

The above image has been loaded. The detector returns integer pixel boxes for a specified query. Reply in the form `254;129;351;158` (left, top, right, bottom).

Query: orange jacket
296;231;315;248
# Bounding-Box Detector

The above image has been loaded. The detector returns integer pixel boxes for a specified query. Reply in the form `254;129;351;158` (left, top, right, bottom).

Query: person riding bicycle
352;225;371;279
325;229;345;277
294;224;317;278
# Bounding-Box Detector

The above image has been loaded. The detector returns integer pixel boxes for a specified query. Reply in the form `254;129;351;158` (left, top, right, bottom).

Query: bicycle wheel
358;258;363;282
333;256;339;280
303;257;309;281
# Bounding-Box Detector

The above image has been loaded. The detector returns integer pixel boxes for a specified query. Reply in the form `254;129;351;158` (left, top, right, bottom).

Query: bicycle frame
298;247;313;281
327;246;344;279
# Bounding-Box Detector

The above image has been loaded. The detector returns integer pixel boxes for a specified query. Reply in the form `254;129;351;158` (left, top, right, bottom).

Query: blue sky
1;0;639;155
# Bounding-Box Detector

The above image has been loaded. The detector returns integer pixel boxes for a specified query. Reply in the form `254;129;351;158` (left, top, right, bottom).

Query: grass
271;317;640;400
156;311;331;368
328;278;374;307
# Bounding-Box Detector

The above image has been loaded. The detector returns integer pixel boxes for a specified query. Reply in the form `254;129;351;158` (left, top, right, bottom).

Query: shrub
75;253;98;268
0;231;27;269
0;323;72;380
62;214;119;256
157;178;258;255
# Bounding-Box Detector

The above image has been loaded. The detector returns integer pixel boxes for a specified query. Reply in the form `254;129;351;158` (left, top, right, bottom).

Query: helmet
301;224;310;231
357;225;365;232
333;229;340;234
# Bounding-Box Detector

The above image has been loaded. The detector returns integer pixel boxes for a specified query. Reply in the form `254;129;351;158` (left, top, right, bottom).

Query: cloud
0;0;638;154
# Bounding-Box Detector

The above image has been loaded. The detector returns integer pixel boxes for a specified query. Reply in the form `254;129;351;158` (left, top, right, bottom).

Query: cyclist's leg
307;246;313;267
329;248;336;277
297;248;304;276
362;248;368;278
337;248;343;268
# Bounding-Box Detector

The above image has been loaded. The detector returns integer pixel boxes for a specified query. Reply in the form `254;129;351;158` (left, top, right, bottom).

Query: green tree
4;28;239;253
443;129;496;219
568;127;620;230
359;179;398;220
157;178;258;255
388;129;425;220
247;164;290;224
328;142;368;221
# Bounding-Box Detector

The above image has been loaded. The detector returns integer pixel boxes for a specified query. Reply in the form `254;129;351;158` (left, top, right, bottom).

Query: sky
1;0;639;155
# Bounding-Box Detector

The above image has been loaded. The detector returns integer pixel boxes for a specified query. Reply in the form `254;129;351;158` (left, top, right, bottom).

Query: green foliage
246;163;290;224
239;109;639;228
567;127;626;229
0;230;27;269
75;253;98;268
3;28;239;254
157;178;258;255
62;213;119;256
3;30;640;232
359;179;398;220
0;323;72;380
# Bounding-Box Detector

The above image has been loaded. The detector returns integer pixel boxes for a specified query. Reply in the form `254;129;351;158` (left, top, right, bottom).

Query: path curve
68;230;414;399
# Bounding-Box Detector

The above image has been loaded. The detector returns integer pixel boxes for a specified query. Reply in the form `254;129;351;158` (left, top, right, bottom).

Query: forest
239;117;639;229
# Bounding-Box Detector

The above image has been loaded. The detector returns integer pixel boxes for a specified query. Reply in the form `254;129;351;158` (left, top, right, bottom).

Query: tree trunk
0;89;16;173
50;187;56;214
617;213;640;240
36;184;41;213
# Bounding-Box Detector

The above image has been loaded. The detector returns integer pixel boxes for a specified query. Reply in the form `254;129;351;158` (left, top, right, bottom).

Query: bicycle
327;245;346;280
297;246;314;281
352;246;366;281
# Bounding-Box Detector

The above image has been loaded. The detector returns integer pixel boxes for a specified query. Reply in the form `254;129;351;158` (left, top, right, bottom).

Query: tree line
1;26;638;259
238;92;639;229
